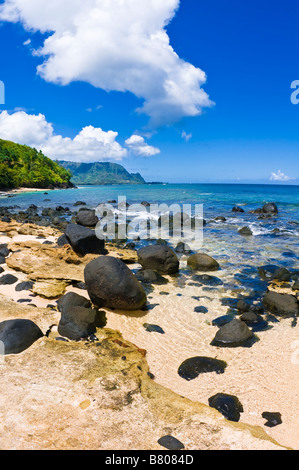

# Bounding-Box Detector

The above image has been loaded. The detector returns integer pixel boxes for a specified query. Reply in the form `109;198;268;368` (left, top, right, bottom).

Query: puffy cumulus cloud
0;110;127;161
125;134;160;157
270;170;295;182
0;0;213;126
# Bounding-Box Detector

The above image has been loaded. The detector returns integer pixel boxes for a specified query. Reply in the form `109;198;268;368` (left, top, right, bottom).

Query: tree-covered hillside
0;139;72;190
59;161;146;185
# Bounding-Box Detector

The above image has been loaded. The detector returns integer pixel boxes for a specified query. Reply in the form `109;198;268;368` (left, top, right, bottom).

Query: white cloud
0;110;127;161
0;0;213;126
125;134;160;157
181;130;192;142
270;170;294;182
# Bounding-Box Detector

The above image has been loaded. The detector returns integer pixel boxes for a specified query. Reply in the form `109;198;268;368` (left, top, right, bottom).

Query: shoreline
0;200;297;450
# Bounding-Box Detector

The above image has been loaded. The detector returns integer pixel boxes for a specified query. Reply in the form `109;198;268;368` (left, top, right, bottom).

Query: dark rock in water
221;298;240;308
175;241;191;254
0;274;18;285
137;245;179;274
211;319;254;347
17;299;32;304
143;323;165;334
262;202;278;214
57;292;91;314
57;234;70;246
74;201;87;206
263;291;299;317
84;256;147;310
0;319;43;354
187;253;219;272
0;244;10;258
214;216;226;222
212;315;234;327
232;206;245;213
135;269;168;285
237;300;250;312
292;281;299;291
15;281;34;292
178;356;227;381
76;209;99;227
141;201;150;207
272;267;291;282
208;393;244;422
192;274;223;286
240;311;259;323
262;412;282;428
158;435;185;450
238;226;253;236
65;224;105;256
194;306;208;313
258;265;279;281
58;306;106;341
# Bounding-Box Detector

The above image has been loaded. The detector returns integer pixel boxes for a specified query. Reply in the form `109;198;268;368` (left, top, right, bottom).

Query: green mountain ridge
0;139;72;190
58;160;146;185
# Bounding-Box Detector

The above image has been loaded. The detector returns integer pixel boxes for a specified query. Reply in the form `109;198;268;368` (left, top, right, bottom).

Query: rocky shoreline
0;200;297;450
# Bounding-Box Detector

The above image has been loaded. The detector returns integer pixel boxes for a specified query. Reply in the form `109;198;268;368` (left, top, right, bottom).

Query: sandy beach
0;216;297;450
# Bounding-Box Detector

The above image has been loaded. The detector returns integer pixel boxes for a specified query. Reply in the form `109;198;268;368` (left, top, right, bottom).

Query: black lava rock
262;412;282;427
158;435;185;450
84;256;147;310
137;245;179;274
178;356;227;381
65;224;105;256
58;306;106;341
0;319;43;354
57;292;92;313
263;291;299;317
143;323;165;334
76;209;99;227
0;274;18;285
208;393;244;422
210;318;254;347
15;281;34;292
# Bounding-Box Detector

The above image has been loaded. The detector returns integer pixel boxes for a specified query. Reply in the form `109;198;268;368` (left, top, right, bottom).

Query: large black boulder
65;224;105;256
137;245;179;274
211;318;254;347
58;305;106;341
187;253;219;272
263;291;299;317
76;209;99;227
0;319;43;354
84;256;147;310
262;202;278;214
57;292;91;313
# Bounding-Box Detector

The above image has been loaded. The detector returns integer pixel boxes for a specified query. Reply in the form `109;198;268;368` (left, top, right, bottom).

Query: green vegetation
0;139;72;190
59;161;146;185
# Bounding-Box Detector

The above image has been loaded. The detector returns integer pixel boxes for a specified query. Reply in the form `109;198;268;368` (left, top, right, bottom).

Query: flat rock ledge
0;295;288;450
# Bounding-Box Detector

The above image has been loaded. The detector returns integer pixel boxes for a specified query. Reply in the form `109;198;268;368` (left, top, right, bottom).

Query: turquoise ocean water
1;184;298;295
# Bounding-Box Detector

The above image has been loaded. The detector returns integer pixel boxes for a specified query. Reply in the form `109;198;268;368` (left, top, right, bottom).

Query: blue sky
0;0;298;184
